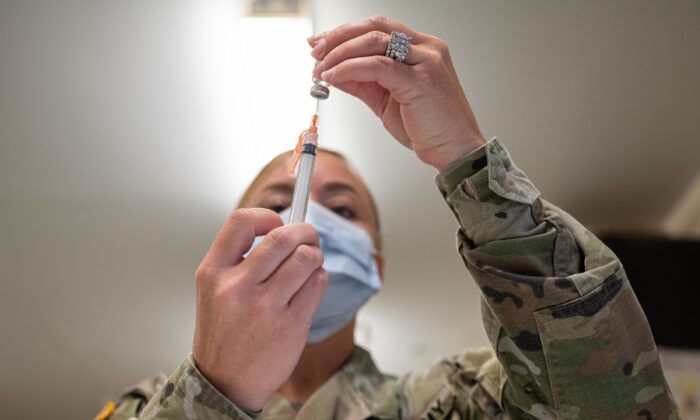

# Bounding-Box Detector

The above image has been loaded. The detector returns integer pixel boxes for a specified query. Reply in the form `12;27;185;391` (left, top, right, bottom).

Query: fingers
310;15;423;61
332;81;388;117
240;223;320;282
265;244;324;306
201;208;284;269
315;31;428;80
288;268;328;322
314;31;391;79
320;55;415;94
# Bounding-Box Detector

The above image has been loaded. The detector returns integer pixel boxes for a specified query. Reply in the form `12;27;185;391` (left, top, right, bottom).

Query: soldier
98;16;677;420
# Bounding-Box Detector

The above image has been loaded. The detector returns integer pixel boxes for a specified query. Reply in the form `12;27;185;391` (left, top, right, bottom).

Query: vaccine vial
310;78;330;100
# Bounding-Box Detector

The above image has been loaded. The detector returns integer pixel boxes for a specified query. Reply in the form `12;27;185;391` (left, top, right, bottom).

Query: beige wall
1;1;698;418
664;173;700;237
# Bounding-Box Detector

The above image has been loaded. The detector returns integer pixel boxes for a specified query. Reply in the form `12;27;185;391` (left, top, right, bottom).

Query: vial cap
310;83;330;100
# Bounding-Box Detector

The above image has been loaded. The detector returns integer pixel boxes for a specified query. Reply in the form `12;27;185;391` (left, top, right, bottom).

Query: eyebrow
261;181;359;199
320;182;358;195
262;183;295;194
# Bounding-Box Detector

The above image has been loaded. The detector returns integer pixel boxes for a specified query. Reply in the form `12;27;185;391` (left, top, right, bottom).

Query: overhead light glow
187;1;313;208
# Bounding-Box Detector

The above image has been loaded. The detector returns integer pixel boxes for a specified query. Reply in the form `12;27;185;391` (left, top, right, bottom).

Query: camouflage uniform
101;139;678;419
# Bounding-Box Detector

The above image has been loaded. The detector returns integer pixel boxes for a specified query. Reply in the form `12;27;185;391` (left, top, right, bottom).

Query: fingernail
314;60;325;74
308;31;326;43
311;38;326;58
321;68;334;82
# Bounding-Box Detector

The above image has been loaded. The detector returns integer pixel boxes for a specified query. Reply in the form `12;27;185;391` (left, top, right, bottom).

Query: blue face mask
248;201;382;343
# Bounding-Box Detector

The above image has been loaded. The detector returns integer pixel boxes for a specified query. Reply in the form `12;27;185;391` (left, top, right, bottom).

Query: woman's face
240;151;380;249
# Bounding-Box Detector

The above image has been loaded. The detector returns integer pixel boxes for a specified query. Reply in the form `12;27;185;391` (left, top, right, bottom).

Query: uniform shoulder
98;372;169;420
399;347;504;418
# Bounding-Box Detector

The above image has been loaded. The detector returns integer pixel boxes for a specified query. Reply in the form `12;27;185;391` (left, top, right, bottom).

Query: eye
268;204;288;214
331;206;355;220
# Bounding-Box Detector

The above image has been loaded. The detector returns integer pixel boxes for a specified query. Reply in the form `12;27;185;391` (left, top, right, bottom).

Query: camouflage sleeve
434;138;678;419
103;373;168;419
108;355;258;420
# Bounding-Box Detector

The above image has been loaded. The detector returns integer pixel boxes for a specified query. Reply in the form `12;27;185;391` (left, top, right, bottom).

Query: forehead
257;151;365;191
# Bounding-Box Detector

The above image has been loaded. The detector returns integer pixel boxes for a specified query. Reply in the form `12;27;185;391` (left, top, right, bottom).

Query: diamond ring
385;31;412;63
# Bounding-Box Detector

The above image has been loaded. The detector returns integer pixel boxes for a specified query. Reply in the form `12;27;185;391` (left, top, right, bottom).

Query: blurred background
1;0;699;418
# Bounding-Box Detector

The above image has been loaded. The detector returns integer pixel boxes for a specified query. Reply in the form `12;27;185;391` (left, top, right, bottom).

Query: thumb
201;208;284;269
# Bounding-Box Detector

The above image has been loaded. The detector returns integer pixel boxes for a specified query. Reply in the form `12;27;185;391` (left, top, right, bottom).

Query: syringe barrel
289;143;317;224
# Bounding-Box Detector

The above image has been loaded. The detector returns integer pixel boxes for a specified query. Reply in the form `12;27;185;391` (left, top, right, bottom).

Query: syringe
288;114;320;224
287;74;330;224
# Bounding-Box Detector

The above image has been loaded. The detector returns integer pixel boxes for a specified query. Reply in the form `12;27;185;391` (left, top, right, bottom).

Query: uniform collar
262;346;391;419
